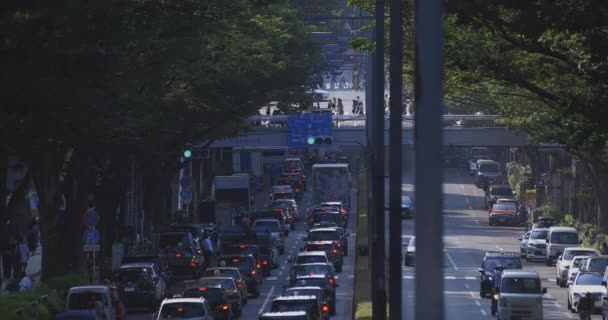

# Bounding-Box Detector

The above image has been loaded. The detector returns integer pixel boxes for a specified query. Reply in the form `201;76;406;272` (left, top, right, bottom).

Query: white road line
475;300;481;306
445;276;456;280
258;286;275;315
480;310;487;316
403;275;414;279
465;276;476;280
348;275;355;279
444;250;459;270
495;245;504;251
266;276;278;281
465;283;470;289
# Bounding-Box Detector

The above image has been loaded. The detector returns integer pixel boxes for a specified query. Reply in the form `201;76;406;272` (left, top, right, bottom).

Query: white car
156;297;214;320
524;228;548;262
567;256;592;285
567;272;606;312
404;237;415;266
309;89;329;101
555;247;599;287
519;231;530;258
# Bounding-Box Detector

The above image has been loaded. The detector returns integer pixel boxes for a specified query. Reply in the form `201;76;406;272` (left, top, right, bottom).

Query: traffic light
308;136;333;145
183;143;192;158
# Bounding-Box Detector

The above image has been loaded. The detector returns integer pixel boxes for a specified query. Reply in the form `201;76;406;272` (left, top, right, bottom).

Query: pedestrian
338;74;346;88
577;292;593;320
490;265;504;316
18;272;32;292
358;101;364;115
330;74;337;89
331;97;337;111
337;98;344;115
602;241;608;255
201;234;215;267
18;237;29;274
352;71;360;91
352;98;358;114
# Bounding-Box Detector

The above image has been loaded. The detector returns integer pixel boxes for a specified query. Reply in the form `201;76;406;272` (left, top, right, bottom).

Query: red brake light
198;287;207;291
251;270;256;275
341;210;347;215
328;278;335;285
239;245;246;249
257;263;261;268
332;249;338;256
232;258;240;262
177;307;184;312
337;243;342;247
221;304;229;311
175;253;182;258
190;261;196;267
237;282;243;288
322;304;330;312
263;260;268;265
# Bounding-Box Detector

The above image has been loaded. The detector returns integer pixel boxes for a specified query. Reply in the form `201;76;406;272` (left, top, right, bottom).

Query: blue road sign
288;113;332;147
180;189;193;203
83;228;100;245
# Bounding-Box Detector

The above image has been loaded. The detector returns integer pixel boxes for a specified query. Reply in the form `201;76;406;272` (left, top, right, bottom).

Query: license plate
124;287;135;292
499;219;505;222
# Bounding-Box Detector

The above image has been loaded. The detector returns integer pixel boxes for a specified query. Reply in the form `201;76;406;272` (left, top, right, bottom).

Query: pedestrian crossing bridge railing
246;114;506;129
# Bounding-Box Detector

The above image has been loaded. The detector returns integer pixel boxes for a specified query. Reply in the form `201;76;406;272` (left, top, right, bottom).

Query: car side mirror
542;287;547;294
517;237;522;241
558;255;562;260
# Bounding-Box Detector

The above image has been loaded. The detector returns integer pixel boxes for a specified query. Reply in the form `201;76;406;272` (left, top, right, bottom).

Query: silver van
475;160;502;188
546;226;580;265
497;270;546;320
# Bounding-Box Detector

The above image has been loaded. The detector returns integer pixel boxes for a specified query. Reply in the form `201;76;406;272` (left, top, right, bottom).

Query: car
218;255;262;298
518;231;530;258
180;286;233;320
555;247;600;287
522;228;548;262
567;256;592;285
478;252;522;298
308;210;345;229
253;219;286;253
291;252;333;269
546;226;580;265
271;203;297;231
319;201;348;218
532;216;556;229
289;275;337;315
305;228;349;256
475;160;502;189
567;272;606;312
484;185;514;209
113;263;168;309
580;255;608;273
259;311;311;320
308;89;329;101
404;237;415;267
65;285;126;320
467;155;490;175
270;199;302;221
283;286;331;319
221;244;265;276
270;296;323;320
289;263;336;287
162;246;204;279
156;297;214;320
401;196;415;219
195;277;243;317
203;267;248;305
495;270;546;320
302;241;343;272
495;198;517;205
488;203;518;226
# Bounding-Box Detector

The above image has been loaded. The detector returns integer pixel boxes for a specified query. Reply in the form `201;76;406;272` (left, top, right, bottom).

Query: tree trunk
585;156;608;232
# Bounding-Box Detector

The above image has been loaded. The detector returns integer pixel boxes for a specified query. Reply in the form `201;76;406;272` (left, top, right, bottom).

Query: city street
400;167;601;319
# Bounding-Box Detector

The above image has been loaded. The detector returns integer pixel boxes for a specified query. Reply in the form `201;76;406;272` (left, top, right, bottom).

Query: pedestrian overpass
202;115;561;148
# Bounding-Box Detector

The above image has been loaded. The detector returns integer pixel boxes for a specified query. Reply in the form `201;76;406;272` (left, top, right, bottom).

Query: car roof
162;297;206;305
255;219;281;223
586;255;608;260
548;226;577;232
308;228;339;233
529;228;549;232
295;274;327;279
501;270;539;278
297;251;327;257
286;286;323;291
478;160;499;164
68;286;111;293
261;311;308;316
119;263;154;269
484;251;520;257
565;247;597;252
273;295;318;301
305;241;336;245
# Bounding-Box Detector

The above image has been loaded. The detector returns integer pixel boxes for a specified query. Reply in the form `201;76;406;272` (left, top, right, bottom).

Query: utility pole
414;0;445;319
370;0;386;319
388;0;403;317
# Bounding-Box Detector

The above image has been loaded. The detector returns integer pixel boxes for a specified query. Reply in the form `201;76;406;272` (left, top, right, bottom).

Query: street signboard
303;14;328;24
83;209;100;227
83;228;100;245
180;189;193;204
180;176;192;188
84;245;100;252
288;113;332;148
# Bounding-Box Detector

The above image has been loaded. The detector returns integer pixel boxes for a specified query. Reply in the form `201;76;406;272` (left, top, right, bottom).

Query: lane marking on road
278;271;283;276
445;276;456;280
545;278;555;282
444;250;459;270
403;275;414;279
495;245;504;251
465;276;476;280
348;275;355;279
480;310;487;316
266;276;278;281
465;283;471;289
475;300;481;306
258;285;275;315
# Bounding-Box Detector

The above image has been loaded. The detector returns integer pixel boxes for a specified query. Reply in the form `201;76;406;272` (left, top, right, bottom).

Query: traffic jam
85;149;354;320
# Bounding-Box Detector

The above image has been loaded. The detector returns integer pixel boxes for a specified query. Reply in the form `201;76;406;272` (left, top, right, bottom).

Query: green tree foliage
0;0;321;278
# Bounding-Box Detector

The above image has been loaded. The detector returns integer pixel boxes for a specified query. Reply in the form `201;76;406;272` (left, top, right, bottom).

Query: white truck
211;174;251;229
311;163;350;209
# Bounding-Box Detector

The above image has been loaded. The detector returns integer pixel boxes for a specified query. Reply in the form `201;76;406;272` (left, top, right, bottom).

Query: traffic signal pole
370;0;386;319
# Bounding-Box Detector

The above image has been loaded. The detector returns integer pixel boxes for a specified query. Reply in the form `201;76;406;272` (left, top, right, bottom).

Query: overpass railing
246;114;505;129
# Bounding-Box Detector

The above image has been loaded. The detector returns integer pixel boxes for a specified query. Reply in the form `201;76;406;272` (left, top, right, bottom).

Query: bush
531;202;565;222
44;274;89;299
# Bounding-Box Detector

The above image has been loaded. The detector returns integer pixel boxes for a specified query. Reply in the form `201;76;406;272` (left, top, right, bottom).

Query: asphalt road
400;167;602;319
126;169;357;320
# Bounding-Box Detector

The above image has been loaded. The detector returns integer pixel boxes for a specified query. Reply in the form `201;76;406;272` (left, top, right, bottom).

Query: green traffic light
183;150;192;158
307;137;315;145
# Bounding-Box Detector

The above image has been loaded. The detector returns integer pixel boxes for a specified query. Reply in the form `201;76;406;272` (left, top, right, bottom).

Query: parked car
65;285;125;320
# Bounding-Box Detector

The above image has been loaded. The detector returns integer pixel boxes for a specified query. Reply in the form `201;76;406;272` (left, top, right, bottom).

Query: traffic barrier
13;290;60;319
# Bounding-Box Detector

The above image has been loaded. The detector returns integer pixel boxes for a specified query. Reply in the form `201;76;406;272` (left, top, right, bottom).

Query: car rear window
160;302;206;318
292;265;331;277
550;232;579;245
500;278;541;294
479;163;500;173
182;287;225;305
285;289;322;300
295;256;327;264
204;269;240;279
68;292;107;310
220;257;254;274
493;204;516;211
158;233;190;248
115;269;147;283
308;231;339;241
197;278;236;291
271;299;316;313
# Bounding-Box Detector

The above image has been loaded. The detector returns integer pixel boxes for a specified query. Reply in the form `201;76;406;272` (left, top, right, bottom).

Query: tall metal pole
414;0;444;319
371;0;386;319
388;0;403;317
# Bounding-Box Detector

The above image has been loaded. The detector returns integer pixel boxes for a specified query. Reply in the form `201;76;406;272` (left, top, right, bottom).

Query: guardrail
14;290;60;319
246;114;505;129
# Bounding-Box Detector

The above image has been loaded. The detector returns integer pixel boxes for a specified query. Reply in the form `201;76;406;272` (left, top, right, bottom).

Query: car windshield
115;269;147;283
550;232;579;244
159;233;190;248
305;244;333;252
575;273;603;285
271;300;315;313
255;221;280;232
293;265;331;277
586;258;608;272
159;302;206;318
182;287;225;305
493;204;516;211
295;279;327;288
563;250;598;260
484;257;522;271
204;269;240;280
273;193;293;200
500;278;542;294
285;289;322;300
308;231;339;241
295;256;327;264
491;188;512;196
220;257;254;274
197;278;236;291
530;230;548;240
68;292;107;310
572;258;589;268
479;163;500;173
409;238;416;247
